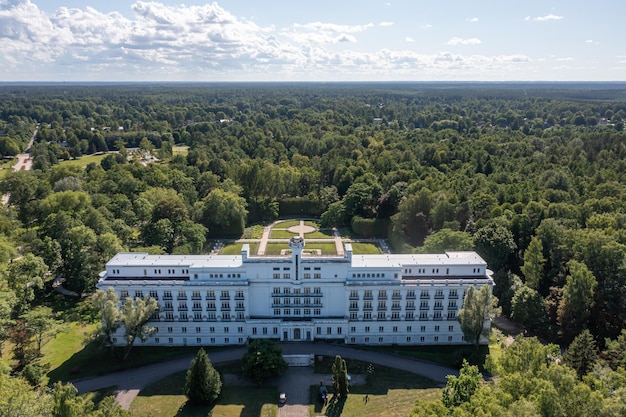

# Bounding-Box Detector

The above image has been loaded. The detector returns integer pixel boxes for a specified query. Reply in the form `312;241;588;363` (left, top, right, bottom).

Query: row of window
122;290;245;300
352;335;459;343
272;287;322;294
348;311;457;320
351;272;387;278
158;312;246;321
356;324;455;333
273;308;322;316
349;289;459;299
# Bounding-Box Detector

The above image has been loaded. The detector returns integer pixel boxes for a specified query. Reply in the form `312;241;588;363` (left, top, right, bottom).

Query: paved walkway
73;342;457;410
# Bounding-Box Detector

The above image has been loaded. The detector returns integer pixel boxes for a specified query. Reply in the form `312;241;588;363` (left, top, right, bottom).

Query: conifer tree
185;348;222;405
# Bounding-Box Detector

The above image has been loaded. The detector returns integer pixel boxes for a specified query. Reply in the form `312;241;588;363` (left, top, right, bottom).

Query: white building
98;237;494;347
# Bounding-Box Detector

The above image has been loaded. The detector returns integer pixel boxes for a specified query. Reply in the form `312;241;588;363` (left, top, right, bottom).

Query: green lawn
130;371;277;417
221;243;259;255
264;243;290;255
58;153;108;168
273;220;301;228
303;220;320;228
242;225;265;239
270;229;297;239
302;243;337;255
350;243;382;254
303;229;334;239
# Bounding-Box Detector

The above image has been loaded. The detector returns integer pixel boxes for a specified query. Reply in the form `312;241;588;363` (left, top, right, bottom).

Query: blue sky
1;0;624;82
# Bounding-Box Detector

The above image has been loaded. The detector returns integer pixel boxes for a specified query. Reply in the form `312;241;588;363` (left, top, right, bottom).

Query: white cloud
556;57;574;61
379;21;394;27
447;37;481;46
285;22;373;45
466;17;478;23
0;1;539;81
532;14;564;21
421;24;432;29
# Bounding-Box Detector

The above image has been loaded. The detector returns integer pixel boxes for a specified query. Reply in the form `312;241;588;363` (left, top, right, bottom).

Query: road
1;123;37;205
73;342;457;410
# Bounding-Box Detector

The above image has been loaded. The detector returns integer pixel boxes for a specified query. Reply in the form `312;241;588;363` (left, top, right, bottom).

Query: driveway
73;342;456;410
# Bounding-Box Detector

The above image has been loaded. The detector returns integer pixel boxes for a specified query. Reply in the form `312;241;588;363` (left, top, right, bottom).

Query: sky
0;0;624;82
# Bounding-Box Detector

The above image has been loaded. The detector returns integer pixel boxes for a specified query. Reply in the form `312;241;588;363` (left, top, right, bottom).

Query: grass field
303;229;334;239
273;220;301;228
59;153;108;168
270;229;297;239
310;356;440;417
301;242;337;255
350;243;382;254
130;371;277;417
221;243;259;255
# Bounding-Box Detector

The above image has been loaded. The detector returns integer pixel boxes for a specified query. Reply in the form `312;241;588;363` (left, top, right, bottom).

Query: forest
0;82;625;416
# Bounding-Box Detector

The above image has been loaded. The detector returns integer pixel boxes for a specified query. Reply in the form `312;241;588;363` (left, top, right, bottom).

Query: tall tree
563;329;597;379
521;236;545;290
119;295;158;360
331;355;349;398
92;288;121;352
511;285;548;331
557;260;597;338
5;254;48;314
22;306;60;355
184;348;222;405
473;220;517;273
458;285;500;349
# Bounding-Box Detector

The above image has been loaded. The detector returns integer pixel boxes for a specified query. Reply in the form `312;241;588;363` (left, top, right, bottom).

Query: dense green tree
558;260;597;338
458;285;500;349
241;339;287;384
473;220;517;273
521;236;545;290
419;229;473;253
0;372;52;416
331;354;349;398
196;188;248;237
5;254;47;314
511;285;548;331
601;329;626;371
442;359;482;409
92;288;121;351
563;329;597;379
184;348;222;405
22;306;60;355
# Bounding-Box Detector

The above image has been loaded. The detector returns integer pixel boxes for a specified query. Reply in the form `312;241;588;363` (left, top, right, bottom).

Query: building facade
98;237;494;347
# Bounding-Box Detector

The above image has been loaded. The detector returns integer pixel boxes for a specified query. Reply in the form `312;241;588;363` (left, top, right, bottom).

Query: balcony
420;294;430;300
434;294;445;299
163;295;173;300
406;293;416;300
419;305;429;311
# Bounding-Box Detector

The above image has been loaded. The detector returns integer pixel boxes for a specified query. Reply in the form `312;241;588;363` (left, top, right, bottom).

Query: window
365;326;370;333
350;326;356;332
167;327;173;333
420;336;425;342
350;290;358;298
283;273;290;279
303;273;311;279
379;326;384;332
314;308;321;315
434;336;439;342
121;290;129;298
252;328;257;335
448;325;454;332
364;290;373;298
377;312;385;319
206;290;215;299
317;327;321;335
274;309;280;316
263;327;268;335
420;290;429;299
221;291;229;299
182;327;187;333
378;290;387;298
273;273;280;279
197;337;202;344
407;326;412;332
149;290;158;298
379;337;383;343
314;273;321;279
224;327;229;333
435;325;440;332
327;327;332;335
350;312;358;319
363;311;371;320
378;301;386;309
337;327;342;334
196;327;201;333
406;336;411;342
